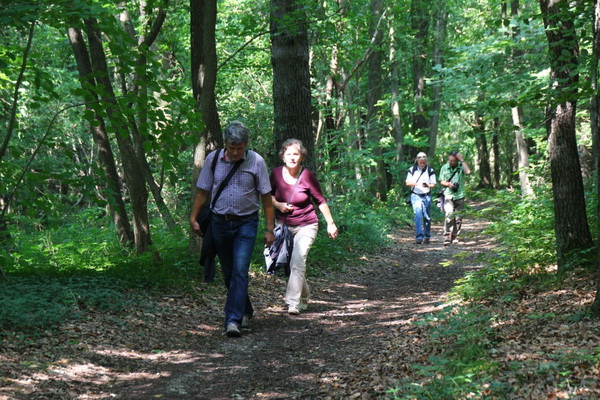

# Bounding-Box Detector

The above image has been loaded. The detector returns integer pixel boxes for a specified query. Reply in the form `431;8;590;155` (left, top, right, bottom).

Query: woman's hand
276;201;293;213
327;222;338;240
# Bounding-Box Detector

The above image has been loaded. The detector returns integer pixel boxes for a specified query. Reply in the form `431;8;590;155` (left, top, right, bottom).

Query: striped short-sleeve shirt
196;149;272;216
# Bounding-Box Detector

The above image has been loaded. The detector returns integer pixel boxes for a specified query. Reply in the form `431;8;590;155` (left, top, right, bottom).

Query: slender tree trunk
512;106;533;196
428;4;447;158
504;0;533;196
319;44;340;195
474;109;492;188
0;22;34;164
118;5;178;233
270;0;315;172
409;0;431;159
85;18;151;254
389;21;404;163
539;0;593;267
365;0;387;200
590;0;600;317
492;118;501;189
67;27;135;247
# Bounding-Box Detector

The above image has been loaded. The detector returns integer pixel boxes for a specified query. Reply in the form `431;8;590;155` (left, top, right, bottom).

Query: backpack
409;164;435;178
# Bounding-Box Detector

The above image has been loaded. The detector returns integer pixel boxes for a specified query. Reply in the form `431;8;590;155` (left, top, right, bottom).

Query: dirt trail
118;207;493;399
0;203;495;400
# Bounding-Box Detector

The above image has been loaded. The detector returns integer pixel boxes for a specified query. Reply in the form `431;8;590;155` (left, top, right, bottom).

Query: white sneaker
288;305;300;315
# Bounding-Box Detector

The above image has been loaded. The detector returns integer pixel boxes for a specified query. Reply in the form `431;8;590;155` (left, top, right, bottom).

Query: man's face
225;141;247;162
448;155;459;168
417;157;427;168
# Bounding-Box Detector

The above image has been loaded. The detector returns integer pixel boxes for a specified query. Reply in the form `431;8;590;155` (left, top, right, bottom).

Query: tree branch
0;21;35;163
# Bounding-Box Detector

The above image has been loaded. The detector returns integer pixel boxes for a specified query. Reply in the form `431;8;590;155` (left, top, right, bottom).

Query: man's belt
213;212;257;221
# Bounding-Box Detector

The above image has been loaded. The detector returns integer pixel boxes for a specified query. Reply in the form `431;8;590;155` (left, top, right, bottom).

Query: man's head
448;150;460;168
416;152;428;168
223;121;249;162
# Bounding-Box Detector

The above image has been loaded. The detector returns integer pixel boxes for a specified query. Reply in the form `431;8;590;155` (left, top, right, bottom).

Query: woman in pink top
270;139;338;315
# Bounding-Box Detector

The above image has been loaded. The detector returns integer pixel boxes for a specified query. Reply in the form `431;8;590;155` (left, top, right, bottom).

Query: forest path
0;201;496;400
118;201;495;399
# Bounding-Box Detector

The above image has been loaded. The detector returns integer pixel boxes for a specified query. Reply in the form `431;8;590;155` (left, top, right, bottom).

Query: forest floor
1;201;599;399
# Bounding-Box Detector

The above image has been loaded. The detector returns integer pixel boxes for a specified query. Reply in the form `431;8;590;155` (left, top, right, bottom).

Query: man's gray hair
223;121;250;145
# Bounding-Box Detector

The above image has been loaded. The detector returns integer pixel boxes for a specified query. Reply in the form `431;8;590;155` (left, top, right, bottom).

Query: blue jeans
411;193;432;240
211;213;258;328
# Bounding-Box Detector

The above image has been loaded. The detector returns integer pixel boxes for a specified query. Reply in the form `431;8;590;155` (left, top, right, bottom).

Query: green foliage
451;187;557;302
1;207;202;334
0;277;131;332
390;305;509;399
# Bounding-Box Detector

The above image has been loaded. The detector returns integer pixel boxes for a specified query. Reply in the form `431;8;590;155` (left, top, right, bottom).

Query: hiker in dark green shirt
439;151;471;246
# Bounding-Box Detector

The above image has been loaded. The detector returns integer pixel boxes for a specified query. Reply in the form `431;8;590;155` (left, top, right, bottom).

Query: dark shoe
416;239;423;244
444;236;451;246
241;314;251;329
226;323;241;337
424;238;430;244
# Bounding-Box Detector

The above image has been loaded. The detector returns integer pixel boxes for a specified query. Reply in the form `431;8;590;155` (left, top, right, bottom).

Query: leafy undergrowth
383;268;600;399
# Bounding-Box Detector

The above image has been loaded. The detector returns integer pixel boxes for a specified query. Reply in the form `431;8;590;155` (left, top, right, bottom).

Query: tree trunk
119;4;177;231
365;0;387;200
409;0;431;159
512;106;533;196
190;0;222;160
67;26;135;248
504;0;533;196
428;4;448;158
474;109;492;188
270;0;315;172
0;22;34;165
539;0;593;268
590;0;600;317
189;0;222;253
492;118;501;189
389;21;404;164
85;18;152;254
117;5;178;233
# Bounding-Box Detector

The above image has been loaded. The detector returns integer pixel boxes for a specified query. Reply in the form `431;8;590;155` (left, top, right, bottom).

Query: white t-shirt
406;165;437;195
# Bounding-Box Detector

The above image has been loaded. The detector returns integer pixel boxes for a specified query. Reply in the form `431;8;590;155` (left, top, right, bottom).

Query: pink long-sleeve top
269;166;328;227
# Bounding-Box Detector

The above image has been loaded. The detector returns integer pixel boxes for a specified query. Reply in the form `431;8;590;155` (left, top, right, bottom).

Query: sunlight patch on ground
94;348;205;364
187;323;219;337
6;363;165;399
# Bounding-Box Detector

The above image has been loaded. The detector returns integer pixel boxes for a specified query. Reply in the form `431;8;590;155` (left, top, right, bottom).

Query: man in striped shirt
190;121;275;337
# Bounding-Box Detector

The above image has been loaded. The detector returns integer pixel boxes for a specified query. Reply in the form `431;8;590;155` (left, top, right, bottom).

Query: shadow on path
110;203;494;399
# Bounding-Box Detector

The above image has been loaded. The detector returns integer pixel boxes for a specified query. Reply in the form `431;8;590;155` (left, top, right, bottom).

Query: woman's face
417;157;427;168
283;144;303;169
